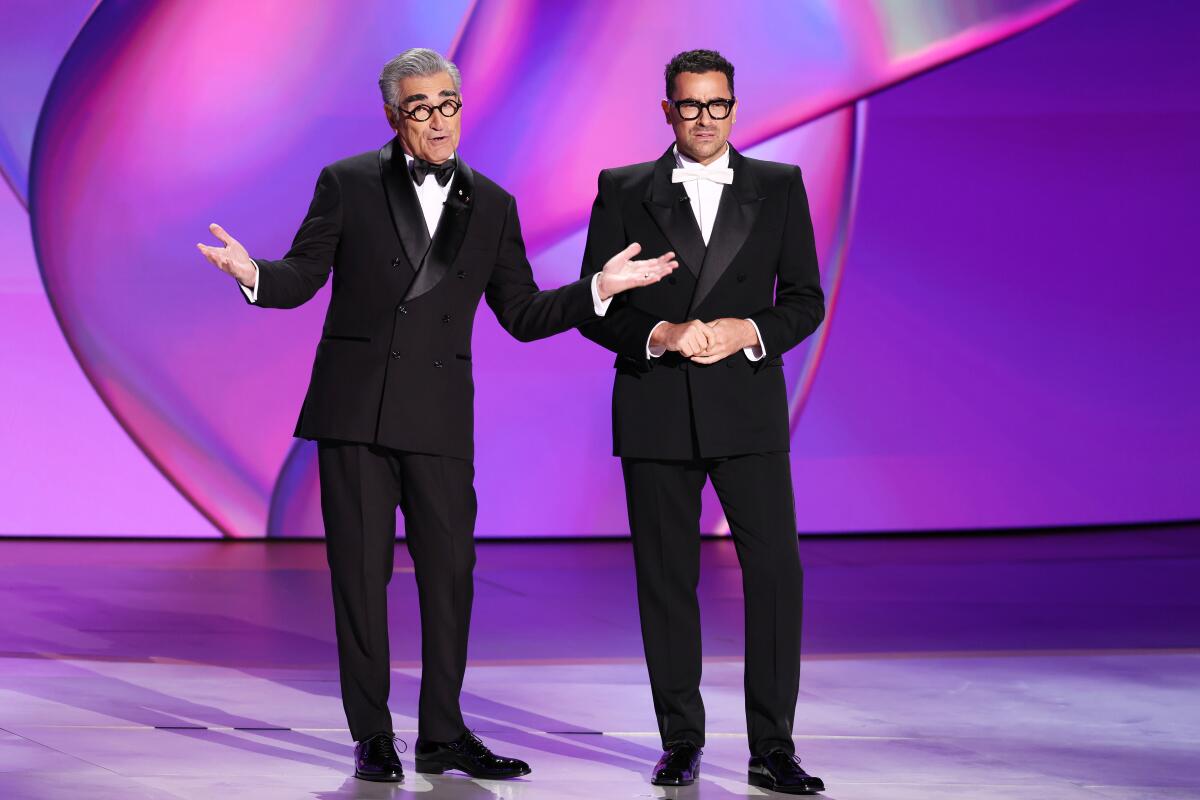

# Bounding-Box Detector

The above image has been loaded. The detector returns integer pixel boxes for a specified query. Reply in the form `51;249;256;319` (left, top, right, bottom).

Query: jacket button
398;305;407;315
736;273;746;282
391;351;401;359
678;362;689;370
433;360;444;368
442;314;451;323
457;270;467;279
391;257;401;268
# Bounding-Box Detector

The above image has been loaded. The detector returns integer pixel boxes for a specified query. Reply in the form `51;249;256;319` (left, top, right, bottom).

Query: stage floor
1;526;1197;799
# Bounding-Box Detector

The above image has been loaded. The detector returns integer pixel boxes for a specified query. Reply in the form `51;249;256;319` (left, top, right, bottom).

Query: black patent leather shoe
354;732;404;782
651;741;702;786
414;731;531;779
748;749;825;794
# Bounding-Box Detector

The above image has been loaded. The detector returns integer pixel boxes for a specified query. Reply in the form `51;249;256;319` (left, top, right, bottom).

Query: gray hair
378;48;462;106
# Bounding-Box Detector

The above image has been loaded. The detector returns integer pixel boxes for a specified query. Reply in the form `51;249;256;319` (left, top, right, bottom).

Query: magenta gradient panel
6;0;1197;537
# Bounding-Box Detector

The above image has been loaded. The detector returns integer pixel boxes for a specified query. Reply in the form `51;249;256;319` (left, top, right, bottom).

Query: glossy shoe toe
651;742;702;786
414;731;531;779
354;732;404;783
748;749;824;794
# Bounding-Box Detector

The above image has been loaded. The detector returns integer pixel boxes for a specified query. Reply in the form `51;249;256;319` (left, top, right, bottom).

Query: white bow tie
672;166;734;185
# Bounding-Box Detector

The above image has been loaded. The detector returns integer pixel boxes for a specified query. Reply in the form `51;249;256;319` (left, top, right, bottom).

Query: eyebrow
401;89;460;104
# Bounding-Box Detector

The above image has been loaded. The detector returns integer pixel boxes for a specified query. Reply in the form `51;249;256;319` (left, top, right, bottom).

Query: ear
661;99;672;125
383;103;398;131
730;99;738;126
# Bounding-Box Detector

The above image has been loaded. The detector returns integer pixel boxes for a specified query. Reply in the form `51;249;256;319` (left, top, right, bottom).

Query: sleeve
647;321;669;358
747;167;825;356
246;166;342;309
590;273;613;316
742;318;765;360
237;260;260;304
485;195;596;342
576;169;666;363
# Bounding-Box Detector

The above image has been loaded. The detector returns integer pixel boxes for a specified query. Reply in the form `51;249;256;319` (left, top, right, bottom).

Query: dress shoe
651;741;702;786
354;732;404;782
414;731;531;779
748;749;825;794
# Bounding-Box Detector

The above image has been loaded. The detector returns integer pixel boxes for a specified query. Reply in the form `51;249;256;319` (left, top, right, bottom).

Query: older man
578;49;826;794
197;48;675;783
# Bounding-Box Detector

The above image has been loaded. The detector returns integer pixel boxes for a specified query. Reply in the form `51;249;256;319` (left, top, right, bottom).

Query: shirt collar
673;143;730;170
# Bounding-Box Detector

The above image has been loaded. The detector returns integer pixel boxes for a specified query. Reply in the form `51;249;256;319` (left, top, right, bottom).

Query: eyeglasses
394;98;462;122
672;98;735;120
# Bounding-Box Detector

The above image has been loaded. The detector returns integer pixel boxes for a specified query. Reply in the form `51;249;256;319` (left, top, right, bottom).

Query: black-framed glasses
394;98;462;122
672;98;735;120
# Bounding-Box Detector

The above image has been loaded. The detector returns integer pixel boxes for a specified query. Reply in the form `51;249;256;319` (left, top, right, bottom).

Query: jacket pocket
322;334;371;343
455;353;471;361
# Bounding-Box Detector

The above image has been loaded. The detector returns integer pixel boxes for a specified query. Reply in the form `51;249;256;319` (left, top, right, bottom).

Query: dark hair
665;49;735;100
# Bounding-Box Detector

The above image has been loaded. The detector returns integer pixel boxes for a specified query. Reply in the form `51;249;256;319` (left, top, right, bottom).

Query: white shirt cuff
743;318;765;361
590;273;612;316
647;320;669;358
239;260;259;304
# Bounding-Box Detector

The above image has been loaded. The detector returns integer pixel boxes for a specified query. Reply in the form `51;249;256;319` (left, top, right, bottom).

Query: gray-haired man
198;48;676;782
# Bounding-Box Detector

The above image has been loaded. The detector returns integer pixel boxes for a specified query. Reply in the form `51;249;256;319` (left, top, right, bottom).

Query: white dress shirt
407;152;454;239
239;152;609;315
678;143;729;245
644;145;765;360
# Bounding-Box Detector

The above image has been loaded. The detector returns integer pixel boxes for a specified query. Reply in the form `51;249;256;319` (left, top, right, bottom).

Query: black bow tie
410;157;455;187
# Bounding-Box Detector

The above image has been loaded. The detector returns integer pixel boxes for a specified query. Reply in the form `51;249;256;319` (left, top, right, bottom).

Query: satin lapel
379;138;431;273
688;146;763;315
642;146;706;280
403;158;475;302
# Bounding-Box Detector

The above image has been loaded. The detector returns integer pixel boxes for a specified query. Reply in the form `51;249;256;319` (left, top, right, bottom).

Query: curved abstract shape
31;0;1078;536
451;0;1078;249
31;0;473;537
0;0;96;204
268;435;321;537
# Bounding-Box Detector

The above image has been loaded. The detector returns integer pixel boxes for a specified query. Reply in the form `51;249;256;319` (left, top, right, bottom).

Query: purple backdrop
1;0;1195;537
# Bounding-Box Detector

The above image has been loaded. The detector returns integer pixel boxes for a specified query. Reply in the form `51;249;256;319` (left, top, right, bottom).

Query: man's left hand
690;318;759;364
596;243;679;300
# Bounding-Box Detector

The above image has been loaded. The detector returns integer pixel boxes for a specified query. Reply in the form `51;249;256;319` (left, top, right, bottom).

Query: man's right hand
197;223;256;287
650;320;716;358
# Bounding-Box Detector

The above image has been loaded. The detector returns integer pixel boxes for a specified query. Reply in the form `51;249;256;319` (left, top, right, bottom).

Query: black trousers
317;441;477;743
621;451;804;756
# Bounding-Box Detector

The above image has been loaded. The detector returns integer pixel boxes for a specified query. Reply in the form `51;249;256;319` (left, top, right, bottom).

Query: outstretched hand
196;223;256;287
596;243;678;300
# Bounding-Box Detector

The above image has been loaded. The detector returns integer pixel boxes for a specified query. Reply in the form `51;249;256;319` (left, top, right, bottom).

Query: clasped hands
651;319;759;364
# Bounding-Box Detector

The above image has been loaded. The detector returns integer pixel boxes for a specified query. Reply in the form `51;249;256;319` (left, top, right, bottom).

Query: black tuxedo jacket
247;138;595;459
578;145;825;459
